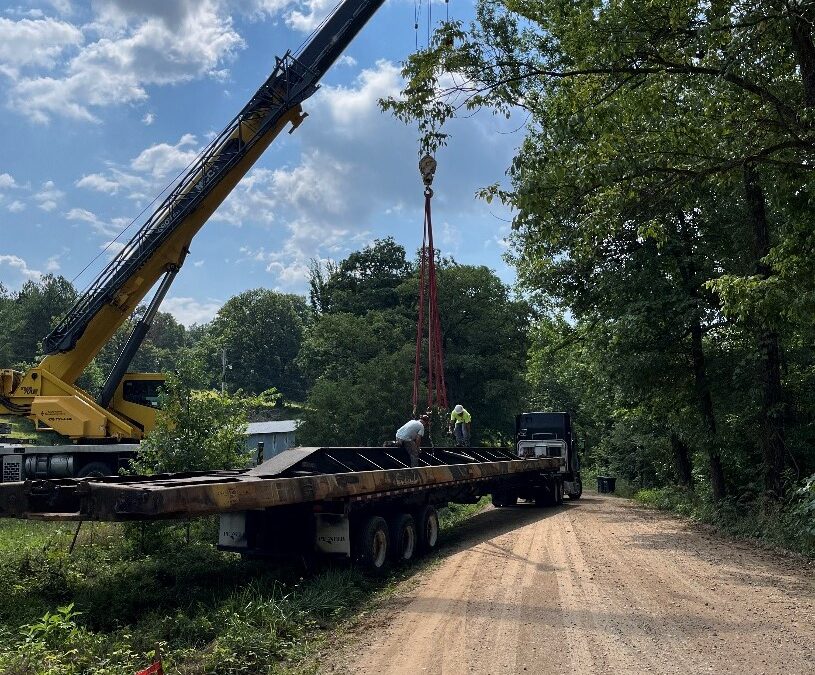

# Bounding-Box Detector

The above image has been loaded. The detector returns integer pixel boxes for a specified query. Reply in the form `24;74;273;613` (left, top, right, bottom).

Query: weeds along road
328;494;814;675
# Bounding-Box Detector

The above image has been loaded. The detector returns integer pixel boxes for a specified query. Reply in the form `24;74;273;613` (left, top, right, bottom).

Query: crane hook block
419;154;437;188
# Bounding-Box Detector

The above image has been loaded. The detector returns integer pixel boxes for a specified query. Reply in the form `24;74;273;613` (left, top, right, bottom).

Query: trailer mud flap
314;513;350;556
219;512;248;549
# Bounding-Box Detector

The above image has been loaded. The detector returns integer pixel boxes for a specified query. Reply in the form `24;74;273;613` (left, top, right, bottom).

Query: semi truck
0;412;581;573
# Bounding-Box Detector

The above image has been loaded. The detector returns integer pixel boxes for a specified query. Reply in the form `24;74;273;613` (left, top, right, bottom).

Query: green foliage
132;373;250;474
0;487;488;674
201;289;312;399
634;475;815;556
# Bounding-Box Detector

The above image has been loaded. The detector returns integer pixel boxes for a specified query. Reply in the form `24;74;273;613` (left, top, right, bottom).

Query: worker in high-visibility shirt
449;404;472;447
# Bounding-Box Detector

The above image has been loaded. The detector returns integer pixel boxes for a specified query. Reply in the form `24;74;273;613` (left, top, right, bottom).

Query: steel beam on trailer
0;447;559;522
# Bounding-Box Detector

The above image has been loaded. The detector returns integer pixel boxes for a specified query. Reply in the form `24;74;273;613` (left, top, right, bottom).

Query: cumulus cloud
0;173;18;189
34;180;63;211
4;1;244;123
161;295;223;326
0;254;41;282
130;133;199;178
75;172;120;194
7;200;25;212
66;207;127;237
142;112;155;125
0;17;81;76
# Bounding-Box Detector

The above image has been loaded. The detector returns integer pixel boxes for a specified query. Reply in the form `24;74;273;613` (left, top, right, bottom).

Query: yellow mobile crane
0;0;387;477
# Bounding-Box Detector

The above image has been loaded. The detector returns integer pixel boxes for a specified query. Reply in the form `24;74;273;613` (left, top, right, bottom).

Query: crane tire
77;461;114;478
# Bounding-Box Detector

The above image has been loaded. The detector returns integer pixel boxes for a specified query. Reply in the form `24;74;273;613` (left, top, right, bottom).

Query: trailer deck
0;446;560;522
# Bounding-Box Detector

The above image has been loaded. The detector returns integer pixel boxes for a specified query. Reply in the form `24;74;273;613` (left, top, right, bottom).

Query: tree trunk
670;433;693;488
790;8;815;107
743;164;786;500
689;316;727;500
675;213;726;500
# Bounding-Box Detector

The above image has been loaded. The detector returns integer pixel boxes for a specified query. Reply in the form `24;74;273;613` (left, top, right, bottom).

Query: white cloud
66;207;124;237
335;55;357;68
0;17;81;76
0;173;18;189
6;2;244;123
44;254;61;272
142;111;156;125
192;259;205;267
34;180;63;211
286;0;335;32
0;254;41;282
76;172;120;194
7;200;25;212
130;133;199;178
161;295;222;326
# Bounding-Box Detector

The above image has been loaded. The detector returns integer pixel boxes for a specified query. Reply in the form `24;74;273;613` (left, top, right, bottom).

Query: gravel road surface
328;494;814;675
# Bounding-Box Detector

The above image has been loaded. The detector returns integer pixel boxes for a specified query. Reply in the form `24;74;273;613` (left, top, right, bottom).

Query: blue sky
0;0;521;325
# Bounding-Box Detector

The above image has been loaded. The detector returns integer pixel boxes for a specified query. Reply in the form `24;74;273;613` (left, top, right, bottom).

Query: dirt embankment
326;494;814;675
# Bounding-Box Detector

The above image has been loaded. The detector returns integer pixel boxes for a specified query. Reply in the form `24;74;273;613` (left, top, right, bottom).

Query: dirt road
329;494;814;675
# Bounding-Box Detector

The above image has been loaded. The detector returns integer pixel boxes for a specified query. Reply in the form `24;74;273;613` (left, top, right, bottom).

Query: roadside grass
632;483;815;557
0;500;490;675
0;415;61;444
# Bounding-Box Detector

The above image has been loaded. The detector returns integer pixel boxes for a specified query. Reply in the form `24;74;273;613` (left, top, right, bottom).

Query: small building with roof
244;420;298;458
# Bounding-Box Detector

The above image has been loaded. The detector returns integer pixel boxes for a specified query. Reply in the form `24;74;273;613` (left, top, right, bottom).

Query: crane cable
412;155;448;414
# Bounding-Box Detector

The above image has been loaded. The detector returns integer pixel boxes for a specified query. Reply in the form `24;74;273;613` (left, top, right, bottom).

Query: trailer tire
354;515;390;575
568;476;583;500
389;513;417;563
556;479;564;505
77;461;114;478
415;505;439;552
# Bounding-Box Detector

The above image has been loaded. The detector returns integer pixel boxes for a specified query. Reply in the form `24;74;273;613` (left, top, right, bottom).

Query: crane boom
42;0;386;384
1;0;387;441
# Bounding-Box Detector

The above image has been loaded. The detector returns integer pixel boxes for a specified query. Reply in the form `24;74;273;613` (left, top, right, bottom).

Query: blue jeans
454;423;470;446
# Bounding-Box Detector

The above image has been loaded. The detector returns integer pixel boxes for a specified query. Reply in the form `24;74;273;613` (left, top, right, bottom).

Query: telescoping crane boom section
0;0;386;441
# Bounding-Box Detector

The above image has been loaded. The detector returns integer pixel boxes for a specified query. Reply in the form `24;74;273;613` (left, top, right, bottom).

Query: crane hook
419;153;436;196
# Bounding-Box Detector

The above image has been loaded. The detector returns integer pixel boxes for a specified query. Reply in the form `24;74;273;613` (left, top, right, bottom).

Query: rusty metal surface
0;446;559;521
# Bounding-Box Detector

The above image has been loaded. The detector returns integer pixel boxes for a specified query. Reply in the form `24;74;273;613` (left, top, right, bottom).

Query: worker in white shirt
395;414;429;467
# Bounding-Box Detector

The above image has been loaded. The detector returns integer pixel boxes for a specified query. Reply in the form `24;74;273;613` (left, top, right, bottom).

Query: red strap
412;189;448;413
135;662;163;675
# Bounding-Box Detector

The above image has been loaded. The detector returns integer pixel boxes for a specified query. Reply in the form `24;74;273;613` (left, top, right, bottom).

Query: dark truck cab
515;412;582;499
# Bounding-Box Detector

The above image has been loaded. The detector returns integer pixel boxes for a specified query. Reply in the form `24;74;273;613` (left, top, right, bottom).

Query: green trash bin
596;476;616;493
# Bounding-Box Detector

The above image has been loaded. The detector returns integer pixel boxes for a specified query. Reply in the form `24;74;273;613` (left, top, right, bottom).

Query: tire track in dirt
325;495;814;675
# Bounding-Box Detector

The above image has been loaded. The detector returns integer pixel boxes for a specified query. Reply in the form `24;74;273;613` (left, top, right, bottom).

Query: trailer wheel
389;513;417;563
415;505;439;552
491;490;518;508
556;479;564;505
568;476;583;500
77;461;114;478
354;515;390;575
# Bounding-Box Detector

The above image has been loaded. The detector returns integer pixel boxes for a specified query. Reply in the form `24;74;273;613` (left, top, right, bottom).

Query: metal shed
244;420;298;458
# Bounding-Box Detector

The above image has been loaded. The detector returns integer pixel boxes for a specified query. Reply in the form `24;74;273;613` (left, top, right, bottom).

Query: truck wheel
568;477;583;500
556;480;564;505
415;505;439;552
353;515;390;575
491;490;518;508
77;462;114;478
534;482;557;507
389;513;417;563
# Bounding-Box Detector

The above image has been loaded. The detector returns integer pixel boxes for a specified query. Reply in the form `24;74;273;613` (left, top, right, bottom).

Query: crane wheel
77;461;114;478
353;515;390;575
415;505;439;552
389;513;418;563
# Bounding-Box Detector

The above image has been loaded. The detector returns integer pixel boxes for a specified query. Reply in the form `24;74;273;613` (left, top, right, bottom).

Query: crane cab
111;373;165;437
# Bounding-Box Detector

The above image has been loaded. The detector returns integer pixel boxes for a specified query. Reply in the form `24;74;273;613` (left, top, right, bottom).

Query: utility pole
220;348;229;395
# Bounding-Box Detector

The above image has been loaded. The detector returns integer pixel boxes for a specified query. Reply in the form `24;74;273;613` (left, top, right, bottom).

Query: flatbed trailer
0;444;566;573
